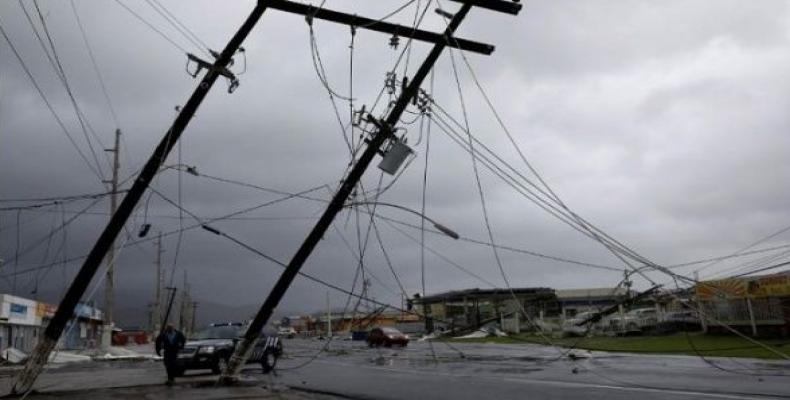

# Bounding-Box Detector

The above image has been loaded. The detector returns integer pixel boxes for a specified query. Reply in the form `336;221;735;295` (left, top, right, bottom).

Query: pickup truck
176;323;282;376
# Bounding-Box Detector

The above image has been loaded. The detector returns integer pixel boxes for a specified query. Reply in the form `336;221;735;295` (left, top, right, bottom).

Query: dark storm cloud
2;0;790;322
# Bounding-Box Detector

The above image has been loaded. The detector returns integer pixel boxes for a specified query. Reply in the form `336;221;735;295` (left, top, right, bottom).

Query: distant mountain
114;300;263;329
32;287;303;330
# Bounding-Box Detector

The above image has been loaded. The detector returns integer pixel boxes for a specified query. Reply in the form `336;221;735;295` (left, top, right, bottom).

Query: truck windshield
192;326;243;340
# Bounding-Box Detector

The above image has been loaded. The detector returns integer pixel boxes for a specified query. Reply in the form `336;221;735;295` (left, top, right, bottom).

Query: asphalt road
274;338;790;400
0;339;788;399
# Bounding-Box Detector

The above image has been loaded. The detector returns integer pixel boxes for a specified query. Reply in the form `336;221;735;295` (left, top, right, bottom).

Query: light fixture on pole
159;164;199;176
345;201;460;240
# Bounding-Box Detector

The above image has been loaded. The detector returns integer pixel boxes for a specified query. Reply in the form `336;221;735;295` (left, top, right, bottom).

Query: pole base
100;324;114;349
11;336;58;395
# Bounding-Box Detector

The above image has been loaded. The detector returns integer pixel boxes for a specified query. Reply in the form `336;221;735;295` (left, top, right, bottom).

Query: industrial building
412;288;558;333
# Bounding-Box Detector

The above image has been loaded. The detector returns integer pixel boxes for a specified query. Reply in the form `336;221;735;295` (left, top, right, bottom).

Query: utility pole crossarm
267;0;495;55
446;0;523;15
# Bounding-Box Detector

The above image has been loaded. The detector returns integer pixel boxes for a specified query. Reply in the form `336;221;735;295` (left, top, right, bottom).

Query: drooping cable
144;0;211;58
31;0;109;178
0;17;105;183
69;0;121;129
113;0;191;54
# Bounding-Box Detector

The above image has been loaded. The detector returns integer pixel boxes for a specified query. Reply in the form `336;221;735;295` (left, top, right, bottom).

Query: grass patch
446;333;790;359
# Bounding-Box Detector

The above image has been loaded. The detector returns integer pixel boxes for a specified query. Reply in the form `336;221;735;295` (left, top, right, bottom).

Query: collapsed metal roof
414;288;556;304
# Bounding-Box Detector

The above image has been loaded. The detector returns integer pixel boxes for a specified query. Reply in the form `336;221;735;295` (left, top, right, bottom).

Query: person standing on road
155;323;186;385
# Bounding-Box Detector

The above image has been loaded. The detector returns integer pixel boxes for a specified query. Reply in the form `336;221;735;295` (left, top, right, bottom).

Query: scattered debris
2;348;28;364
454;327;508;340
49;352;92;364
418;333;439;341
567;351;592;361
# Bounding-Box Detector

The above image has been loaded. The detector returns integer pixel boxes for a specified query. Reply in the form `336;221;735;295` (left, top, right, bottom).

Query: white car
277;326;296;338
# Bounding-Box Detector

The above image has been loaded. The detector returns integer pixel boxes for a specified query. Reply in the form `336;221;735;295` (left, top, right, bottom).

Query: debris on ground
1;348;28;364
454;327;508;340
418;333;438;341
567;351;592;361
48;352;92;364
77;346;159;361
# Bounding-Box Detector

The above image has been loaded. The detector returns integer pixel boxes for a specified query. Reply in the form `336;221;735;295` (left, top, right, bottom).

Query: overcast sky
1;0;789;322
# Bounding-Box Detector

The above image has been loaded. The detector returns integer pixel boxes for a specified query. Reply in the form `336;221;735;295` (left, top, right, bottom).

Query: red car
367;327;409;347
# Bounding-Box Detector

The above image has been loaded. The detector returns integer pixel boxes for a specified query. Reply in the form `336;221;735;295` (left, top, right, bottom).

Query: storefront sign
9;303;27;317
697;272;790;300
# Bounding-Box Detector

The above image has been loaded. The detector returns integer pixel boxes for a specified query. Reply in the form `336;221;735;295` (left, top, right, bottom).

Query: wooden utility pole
326;291;332;337
695;270;708;333
161;287;178;332
152;232;164;335
101;129;121;349
221;0;519;383
179;270;191;334
190;301;199;335
10;4;268;392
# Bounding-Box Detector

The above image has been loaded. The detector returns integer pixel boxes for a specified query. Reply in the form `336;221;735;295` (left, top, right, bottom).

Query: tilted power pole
221;0;520;382
101;129;121;350
11;3;269;394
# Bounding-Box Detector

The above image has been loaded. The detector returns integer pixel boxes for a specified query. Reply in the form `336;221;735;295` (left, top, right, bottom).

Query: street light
159;163;199;176
345;201;460;240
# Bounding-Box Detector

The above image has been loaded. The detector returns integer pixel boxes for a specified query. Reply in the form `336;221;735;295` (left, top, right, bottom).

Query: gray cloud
2;1;789;325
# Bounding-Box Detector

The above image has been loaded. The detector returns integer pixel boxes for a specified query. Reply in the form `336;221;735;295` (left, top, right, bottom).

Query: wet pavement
275;338;790;400
0;339;787;399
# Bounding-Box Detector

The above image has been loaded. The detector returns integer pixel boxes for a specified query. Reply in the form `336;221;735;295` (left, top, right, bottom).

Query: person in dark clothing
155;323;186;385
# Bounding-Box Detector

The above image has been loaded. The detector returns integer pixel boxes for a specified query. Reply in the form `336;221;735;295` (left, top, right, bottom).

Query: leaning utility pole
10;3;268;393
221;0;520;383
101;129;121;350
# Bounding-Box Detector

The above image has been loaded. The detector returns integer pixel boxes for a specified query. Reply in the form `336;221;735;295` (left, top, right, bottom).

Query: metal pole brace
186;53;240;93
365;115;396;155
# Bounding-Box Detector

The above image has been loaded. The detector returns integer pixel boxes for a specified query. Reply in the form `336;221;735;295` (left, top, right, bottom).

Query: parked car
367;327;409;347
607;308;659;335
176;323;282;376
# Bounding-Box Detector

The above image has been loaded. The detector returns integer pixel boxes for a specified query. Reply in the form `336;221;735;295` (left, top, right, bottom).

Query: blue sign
10;303;27;317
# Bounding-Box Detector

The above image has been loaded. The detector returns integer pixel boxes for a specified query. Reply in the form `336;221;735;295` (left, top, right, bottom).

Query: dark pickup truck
175;323;282;376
